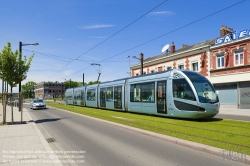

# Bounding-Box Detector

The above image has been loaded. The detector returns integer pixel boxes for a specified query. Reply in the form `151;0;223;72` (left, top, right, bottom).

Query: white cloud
82;24;116;29
149;11;174;16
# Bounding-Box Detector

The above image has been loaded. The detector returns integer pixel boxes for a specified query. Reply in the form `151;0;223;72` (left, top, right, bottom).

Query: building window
178;64;184;70
143;71;147;75
234;50;244;66
217;54;224;68
192;62;198;71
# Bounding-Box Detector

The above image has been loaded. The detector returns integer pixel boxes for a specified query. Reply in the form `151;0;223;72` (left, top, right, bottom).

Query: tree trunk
11;87;13;124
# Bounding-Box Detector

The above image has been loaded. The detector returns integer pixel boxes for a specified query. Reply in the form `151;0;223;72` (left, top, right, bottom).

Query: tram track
98;115;250;149
93;113;250;137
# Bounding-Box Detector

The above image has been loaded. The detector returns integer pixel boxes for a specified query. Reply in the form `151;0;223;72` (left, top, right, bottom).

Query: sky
0;0;249;92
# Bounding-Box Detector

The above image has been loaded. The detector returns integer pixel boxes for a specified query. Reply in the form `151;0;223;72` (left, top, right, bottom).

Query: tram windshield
182;71;219;103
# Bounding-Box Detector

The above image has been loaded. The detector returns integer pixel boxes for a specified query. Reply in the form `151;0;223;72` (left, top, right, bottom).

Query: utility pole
126;56;131;76
140;53;144;75
132;52;144;75
83;73;84;86
61;82;64;100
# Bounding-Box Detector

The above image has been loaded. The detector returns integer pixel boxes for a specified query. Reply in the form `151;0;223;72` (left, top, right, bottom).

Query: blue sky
0;0;249;92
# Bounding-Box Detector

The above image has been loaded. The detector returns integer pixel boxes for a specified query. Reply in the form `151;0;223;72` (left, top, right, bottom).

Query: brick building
34;81;64;99
130;25;250;109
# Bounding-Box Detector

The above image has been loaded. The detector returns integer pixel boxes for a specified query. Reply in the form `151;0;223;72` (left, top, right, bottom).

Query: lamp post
132;53;144;75
126;56;131;76
19;42;39;111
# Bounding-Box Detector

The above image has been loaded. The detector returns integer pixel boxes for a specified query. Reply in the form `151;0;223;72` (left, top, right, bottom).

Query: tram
65;70;220;119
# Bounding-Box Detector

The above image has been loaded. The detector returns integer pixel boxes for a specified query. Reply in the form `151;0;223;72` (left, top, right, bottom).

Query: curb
47;105;250;165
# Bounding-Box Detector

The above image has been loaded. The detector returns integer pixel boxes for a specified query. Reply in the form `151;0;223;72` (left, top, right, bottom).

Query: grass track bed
47;103;250;155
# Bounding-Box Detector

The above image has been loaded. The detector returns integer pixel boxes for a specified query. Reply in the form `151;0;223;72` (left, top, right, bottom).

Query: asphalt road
24;104;248;166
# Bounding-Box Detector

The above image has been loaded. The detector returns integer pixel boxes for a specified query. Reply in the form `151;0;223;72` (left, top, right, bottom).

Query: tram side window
77;91;81;100
65;93;68;100
75;91;80;100
141;82;155;102
130;82;155;102
130;84;141;102
106;87;113;101
69;92;72;100
81;90;85;101
87;89;95;101
67;92;72;100
172;79;196;101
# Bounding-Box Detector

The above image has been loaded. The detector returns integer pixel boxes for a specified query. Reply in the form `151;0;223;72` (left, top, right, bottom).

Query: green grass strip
47;103;250;155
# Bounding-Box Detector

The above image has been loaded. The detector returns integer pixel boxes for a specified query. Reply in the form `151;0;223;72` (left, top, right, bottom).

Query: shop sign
215;29;250;45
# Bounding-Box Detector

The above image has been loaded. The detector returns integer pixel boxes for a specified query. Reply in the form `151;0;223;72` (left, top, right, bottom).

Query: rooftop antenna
161;44;170;55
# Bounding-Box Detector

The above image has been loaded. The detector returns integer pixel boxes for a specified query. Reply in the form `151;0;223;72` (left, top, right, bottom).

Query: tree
63;80;101;91
88;81;101;85
0;42;34;123
64;80;79;90
22;81;36;98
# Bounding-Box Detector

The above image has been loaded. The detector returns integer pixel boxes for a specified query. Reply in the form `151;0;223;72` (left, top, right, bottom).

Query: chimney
170;42;175;53
220;25;233;37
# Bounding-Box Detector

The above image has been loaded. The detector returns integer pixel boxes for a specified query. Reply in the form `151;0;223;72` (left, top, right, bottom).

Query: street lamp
19;42;39;111
126;56;131;76
132;53;144;75
19;42;39;92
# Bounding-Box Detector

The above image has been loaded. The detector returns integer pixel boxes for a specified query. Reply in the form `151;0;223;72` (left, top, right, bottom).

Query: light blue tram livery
99;78;125;111
73;86;85;106
86;84;98;108
65;70;220;119
65;88;74;105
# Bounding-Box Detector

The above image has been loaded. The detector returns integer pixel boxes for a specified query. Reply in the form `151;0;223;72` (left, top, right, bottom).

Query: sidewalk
219;106;250;116
0;105;63;166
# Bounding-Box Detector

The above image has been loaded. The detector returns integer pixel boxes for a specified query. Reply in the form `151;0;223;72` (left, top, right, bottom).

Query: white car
30;99;47;110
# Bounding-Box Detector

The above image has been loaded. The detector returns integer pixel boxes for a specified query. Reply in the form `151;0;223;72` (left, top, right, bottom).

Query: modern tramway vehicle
65;69;220;119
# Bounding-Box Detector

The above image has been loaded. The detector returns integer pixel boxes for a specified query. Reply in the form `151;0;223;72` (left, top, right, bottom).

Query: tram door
114;86;122;109
100;88;106;108
157;81;167;114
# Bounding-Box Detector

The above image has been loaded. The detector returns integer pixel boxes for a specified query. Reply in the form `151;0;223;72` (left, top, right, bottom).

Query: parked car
30;98;46;109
